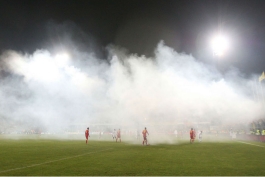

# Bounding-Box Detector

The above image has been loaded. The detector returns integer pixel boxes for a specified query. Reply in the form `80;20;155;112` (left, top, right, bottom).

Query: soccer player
112;129;117;140
198;131;203;142
174;129;178;137
190;128;194;143
116;129;121;142
193;129;196;141
136;129;140;140
142;127;149;145
85;127;90;144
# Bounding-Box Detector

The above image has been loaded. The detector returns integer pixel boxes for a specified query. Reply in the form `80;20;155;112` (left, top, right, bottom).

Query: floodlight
211;35;229;57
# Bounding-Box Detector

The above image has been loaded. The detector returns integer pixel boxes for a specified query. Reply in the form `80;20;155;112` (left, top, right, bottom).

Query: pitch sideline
0;148;113;174
236;141;265;148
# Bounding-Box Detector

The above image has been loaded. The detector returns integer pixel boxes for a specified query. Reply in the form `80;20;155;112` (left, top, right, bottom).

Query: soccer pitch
0;135;265;176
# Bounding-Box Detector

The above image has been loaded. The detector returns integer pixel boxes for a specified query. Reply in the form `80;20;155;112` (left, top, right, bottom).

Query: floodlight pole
257;79;265;119
252;80;259;102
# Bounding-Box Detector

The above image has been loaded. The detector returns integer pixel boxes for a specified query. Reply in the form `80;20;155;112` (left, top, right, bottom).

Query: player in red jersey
193;129;196;141
85;127;90;144
142;127;149;145
116;129;121;142
190;128;194;143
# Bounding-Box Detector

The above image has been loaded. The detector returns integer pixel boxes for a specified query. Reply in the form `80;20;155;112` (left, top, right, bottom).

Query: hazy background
0;22;264;140
1;1;265;143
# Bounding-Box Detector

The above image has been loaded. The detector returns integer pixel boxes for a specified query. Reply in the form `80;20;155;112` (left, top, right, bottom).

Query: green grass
0;135;265;176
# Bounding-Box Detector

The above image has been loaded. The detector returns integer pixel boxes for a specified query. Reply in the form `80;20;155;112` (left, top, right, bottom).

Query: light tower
211;34;229;57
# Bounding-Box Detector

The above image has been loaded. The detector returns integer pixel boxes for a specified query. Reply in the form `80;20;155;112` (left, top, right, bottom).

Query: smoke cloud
0;38;263;143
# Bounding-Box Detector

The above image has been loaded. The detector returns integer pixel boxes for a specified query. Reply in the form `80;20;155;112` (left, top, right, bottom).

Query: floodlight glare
55;53;70;68
211;35;229;57
30;57;60;82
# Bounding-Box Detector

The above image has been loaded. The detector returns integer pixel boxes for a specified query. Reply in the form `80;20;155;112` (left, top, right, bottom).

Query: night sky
1;0;265;75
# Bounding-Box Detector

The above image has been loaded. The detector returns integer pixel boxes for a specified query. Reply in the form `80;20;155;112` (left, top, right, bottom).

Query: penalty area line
0;148;113;174
236;141;265;148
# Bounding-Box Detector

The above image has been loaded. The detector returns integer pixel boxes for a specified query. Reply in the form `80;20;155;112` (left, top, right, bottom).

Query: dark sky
1;0;265;75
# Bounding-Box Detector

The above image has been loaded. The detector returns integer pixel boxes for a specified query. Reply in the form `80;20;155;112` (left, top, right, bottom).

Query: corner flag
259;71;265;82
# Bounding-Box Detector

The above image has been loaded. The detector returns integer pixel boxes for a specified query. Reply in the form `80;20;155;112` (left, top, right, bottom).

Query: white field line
236;141;265;148
0;148;112;174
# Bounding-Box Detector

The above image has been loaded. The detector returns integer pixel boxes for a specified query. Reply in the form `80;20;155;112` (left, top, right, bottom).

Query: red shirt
142;129;148;137
85;129;89;137
117;130;121;137
190;130;194;138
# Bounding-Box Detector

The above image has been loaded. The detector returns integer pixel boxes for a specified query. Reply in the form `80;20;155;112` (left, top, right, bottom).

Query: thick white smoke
0;41;263;143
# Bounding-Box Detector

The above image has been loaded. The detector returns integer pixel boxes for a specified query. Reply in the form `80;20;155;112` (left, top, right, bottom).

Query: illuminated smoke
0;41;263;143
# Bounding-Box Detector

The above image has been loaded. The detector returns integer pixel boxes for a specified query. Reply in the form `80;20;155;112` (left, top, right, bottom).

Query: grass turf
0;135;265;176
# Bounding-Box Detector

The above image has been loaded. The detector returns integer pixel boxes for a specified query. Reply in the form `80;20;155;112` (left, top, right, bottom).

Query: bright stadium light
55;53;70;68
211;35;229;57
30;56;60;82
